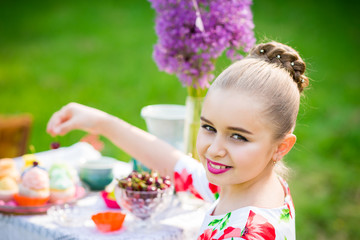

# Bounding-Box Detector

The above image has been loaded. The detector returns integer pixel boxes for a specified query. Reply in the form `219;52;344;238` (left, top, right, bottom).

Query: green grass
0;0;359;238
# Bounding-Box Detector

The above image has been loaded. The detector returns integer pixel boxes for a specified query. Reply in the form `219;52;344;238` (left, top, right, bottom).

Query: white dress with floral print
173;156;296;240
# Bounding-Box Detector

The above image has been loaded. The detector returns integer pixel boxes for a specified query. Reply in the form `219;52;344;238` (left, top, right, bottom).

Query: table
0;191;209;240
0;142;209;240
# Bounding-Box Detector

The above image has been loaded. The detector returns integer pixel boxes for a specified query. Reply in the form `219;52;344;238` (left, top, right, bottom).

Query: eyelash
202;124;216;133
231;133;248;142
201;124;248;142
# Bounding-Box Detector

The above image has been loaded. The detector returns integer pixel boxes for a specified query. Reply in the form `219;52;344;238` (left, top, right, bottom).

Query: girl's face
197;88;278;188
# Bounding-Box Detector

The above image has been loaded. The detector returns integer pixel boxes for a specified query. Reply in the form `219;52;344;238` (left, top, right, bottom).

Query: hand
47;102;108;137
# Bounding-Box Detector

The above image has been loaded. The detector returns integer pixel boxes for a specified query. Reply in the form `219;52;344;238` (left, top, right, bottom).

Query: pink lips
207;159;232;174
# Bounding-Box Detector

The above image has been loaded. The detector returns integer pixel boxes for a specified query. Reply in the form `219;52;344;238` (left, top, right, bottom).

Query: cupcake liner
49;186;76;204
91;211;126;232
13;193;49;206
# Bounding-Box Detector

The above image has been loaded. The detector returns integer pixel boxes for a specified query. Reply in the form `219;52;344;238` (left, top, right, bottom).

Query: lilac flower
148;0;256;89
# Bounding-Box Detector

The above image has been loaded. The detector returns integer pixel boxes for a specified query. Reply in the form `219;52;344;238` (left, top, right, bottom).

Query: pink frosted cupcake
16;162;50;206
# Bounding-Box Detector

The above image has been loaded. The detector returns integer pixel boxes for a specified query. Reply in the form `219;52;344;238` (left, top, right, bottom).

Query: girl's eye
202;124;216;132
231;133;248;142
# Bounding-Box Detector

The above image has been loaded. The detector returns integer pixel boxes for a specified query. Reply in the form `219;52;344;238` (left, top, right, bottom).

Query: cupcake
0;158;20;182
15;161;50;206
0;176;18;202
0;158;20;202
49;163;76;203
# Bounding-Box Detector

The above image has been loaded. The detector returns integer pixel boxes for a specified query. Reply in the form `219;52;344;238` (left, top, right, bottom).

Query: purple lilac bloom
148;0;256;88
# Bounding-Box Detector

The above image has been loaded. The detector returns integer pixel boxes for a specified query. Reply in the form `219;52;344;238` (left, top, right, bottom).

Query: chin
205;171;221;185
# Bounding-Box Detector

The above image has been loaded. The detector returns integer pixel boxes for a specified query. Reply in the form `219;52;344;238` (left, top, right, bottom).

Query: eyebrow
200;116;253;135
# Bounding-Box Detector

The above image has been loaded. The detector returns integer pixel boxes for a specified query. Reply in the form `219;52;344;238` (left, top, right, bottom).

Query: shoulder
198;182;296;240
199;206;295;240
174;155;202;171
173;155;204;184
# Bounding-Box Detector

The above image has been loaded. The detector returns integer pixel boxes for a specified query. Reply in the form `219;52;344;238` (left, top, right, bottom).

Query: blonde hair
210;41;308;177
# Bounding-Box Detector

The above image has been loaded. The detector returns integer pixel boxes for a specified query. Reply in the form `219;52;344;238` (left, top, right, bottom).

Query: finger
47;113;61;136
47;110;66;134
47;111;61;132
47;106;72;135
53;117;79;136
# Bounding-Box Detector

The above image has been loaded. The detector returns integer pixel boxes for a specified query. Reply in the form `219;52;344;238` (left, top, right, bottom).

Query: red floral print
280;177;295;214
286;202;293;219
190;186;204;200
208;211;276;240
217;226;242;240
174;169;203;200
197;228;218;240
209;183;220;194
208;183;220;200
174;169;192;192
241;210;276;240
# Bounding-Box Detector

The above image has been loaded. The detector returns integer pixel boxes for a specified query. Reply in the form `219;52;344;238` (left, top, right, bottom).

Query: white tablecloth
1;143;209;240
0;193;208;240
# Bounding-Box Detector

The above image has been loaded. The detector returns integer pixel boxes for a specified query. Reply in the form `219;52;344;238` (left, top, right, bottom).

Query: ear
273;134;296;162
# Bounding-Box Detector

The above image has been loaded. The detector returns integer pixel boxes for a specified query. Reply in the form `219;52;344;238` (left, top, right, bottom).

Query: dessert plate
0;184;89;215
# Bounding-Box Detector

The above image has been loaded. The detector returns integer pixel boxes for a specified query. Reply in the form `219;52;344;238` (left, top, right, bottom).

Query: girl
47;41;308;239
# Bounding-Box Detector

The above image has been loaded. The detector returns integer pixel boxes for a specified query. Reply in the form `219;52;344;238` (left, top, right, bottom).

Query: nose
207;135;227;158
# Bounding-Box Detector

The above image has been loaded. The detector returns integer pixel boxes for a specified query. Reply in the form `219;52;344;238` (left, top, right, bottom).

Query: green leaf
280;209;290;222
208;212;232;230
208;218;222;226
220;218;229;230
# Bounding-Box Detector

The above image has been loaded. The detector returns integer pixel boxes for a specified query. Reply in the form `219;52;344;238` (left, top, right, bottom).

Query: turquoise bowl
79;157;115;191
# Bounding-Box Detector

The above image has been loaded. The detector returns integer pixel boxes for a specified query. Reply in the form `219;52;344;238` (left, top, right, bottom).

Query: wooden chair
0;114;32;158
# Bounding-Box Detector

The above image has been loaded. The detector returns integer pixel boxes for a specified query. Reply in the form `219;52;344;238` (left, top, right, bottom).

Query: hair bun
250;42;309;92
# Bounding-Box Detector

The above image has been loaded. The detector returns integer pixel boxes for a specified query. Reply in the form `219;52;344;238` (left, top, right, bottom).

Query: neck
214;162;284;215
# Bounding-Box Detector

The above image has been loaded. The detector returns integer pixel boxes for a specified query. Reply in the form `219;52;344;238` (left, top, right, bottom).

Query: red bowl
91;211;126;232
101;191;120;209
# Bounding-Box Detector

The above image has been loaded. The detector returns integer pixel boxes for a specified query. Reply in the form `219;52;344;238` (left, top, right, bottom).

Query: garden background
0;0;359;238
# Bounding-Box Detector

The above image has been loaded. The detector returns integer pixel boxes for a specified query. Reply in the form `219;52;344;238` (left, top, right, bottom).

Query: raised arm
47;102;185;177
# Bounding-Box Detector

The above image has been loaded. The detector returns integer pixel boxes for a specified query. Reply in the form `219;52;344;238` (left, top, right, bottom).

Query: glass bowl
47;204;91;227
114;185;173;224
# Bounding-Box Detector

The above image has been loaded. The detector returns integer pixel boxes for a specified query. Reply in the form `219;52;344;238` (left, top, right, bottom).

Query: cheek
196;130;213;161
232;144;271;169
231;143;269;166
196;131;206;155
